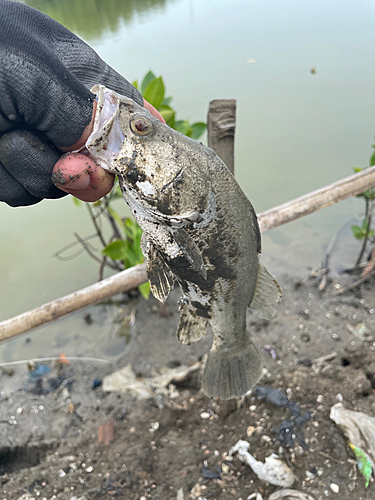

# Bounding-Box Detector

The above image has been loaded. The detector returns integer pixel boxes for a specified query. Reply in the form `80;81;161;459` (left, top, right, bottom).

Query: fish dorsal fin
146;242;175;303
249;261;282;320
173;228;207;279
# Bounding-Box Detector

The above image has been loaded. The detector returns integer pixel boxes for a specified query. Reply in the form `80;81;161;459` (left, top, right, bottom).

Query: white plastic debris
247;493;264;500
330;402;375;475
176;488;184;500
228;440;296;487
268;490;316;500
102;363;200;399
346;323;373;342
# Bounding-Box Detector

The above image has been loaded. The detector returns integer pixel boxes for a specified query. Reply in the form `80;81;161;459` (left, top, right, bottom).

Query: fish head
87;86;210;219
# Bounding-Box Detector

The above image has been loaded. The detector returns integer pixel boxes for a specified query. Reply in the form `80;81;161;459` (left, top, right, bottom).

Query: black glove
0;0;143;207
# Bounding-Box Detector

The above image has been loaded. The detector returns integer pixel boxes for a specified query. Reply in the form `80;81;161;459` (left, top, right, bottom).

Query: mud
0;271;374;500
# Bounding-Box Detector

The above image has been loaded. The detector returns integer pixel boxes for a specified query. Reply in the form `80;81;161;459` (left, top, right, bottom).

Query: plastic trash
102;363;200;399
176;488;184;500
268;489;316;500
330;402;375;486
201;466;221;479
253;386;311;448
228;440;296;487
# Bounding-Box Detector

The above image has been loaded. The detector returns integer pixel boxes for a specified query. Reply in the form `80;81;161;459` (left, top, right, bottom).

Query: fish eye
130;116;153;136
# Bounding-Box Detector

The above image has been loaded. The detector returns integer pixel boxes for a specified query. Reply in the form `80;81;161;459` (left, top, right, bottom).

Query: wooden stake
207;99;236;175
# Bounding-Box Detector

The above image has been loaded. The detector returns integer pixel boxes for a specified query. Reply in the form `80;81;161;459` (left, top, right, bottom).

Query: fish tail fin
202;339;263;399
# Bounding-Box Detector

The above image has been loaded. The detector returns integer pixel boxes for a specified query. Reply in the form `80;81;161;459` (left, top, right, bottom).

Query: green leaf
370;150;375;166
72;197;82;207
141;71;156;95
143;76;165;110
162;96;172;106
191;122;207;140
131;80;139;90
138;281;151;300
159;105;175;127
108;206;126;233
351;225;366;240
102;239;126;260
349;444;372;487
353;167;363;173
174;119;191;136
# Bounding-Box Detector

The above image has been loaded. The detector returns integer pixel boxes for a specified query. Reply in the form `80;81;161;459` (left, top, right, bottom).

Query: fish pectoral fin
177;306;208;345
249;261;282;320
146;243;175;303
173;228;207;279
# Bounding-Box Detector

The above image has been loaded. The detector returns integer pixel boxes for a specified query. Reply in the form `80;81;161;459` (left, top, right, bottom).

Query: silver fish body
87;86;282;399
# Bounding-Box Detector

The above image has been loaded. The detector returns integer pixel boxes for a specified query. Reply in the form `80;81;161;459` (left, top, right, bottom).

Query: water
1;0;374;360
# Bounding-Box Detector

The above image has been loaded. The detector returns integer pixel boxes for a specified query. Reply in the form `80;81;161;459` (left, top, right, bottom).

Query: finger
58;101;97;153
0;159;41;206
0;130;65;205
52;153;114;202
143;99;166;124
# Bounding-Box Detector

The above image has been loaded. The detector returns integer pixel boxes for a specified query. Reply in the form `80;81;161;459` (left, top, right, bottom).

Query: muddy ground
0;270;374;500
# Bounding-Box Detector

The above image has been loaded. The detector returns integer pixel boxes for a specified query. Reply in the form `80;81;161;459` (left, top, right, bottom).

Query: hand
52;99;165;202
0;1;151;207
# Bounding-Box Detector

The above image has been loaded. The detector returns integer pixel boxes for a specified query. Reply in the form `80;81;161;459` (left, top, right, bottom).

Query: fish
86;85;282;399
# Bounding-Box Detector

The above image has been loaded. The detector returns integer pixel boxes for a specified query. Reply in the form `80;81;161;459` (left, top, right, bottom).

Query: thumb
52;101;115;201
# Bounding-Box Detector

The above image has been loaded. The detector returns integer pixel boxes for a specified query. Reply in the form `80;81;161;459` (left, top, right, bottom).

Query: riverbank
0;269;374;499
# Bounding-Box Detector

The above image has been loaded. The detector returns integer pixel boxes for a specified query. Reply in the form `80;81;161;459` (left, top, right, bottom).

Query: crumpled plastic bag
102;363;200;399
228;440;296;487
330;402;375;486
268;490;316;500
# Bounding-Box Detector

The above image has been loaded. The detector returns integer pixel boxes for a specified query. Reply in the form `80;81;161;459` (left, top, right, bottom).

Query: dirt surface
0;271;375;500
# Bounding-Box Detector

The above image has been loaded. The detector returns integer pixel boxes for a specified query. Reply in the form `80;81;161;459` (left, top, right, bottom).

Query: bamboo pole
1;166;375;341
0;264;147;343
257;165;375;232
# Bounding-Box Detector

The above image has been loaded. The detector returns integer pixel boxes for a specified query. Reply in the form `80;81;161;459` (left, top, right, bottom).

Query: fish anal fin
177;306;208;345
173;228;207;279
249;261;282;320
202;340;263;399
146;244;175;303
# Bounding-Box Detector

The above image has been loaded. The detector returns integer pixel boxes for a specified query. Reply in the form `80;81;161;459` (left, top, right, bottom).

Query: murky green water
1;0;374;361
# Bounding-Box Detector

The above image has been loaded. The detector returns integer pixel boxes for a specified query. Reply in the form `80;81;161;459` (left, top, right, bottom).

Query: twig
74;232;120;271
296;268;328;286
0;356;110;367
361;244;375;278
319;451;345;465
355;198;373;266
333;269;375;295
312;352;337;364
86;203;108;249
99;256;107;281
52;234;99;260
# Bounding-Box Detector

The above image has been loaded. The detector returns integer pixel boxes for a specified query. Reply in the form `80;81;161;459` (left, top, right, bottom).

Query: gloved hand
0;0;146;207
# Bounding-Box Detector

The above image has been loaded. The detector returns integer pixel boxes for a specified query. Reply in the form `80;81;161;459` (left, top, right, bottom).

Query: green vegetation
69;72;206;299
351;141;375;266
27;0;173;40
